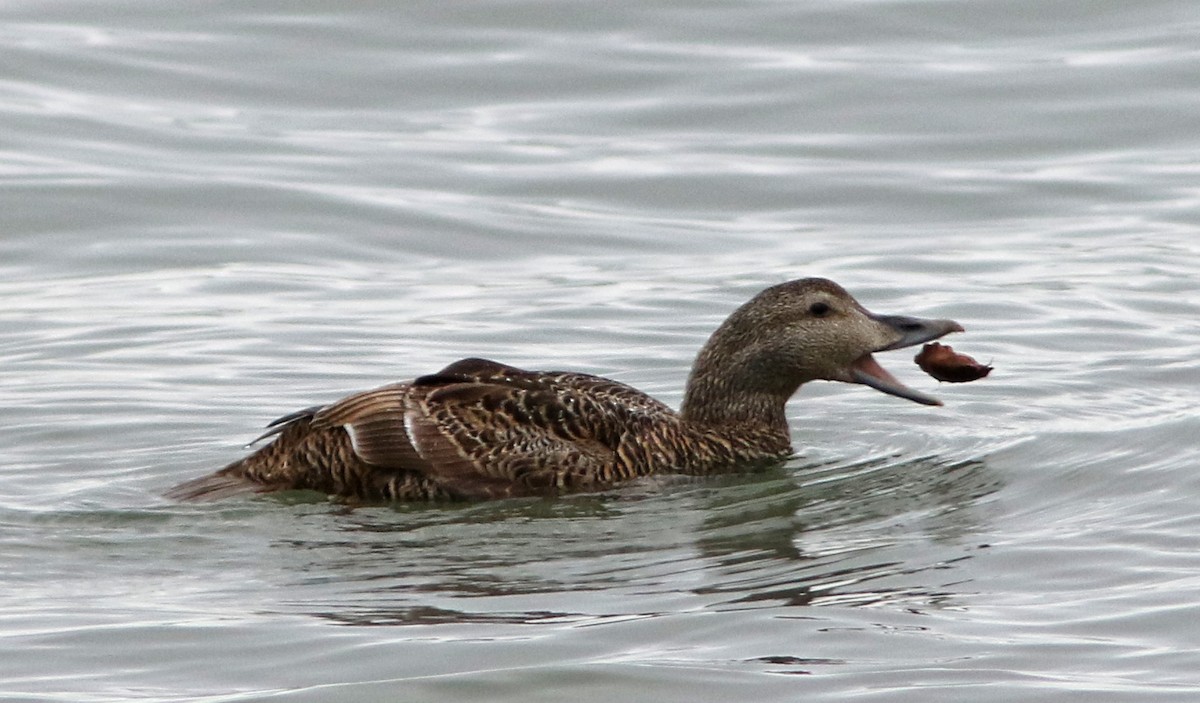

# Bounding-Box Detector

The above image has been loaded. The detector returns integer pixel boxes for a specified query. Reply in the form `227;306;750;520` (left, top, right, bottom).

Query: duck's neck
678;348;799;448
680;380;791;435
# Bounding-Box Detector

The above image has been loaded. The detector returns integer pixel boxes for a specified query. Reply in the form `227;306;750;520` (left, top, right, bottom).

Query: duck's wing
302;358;530;473
307;358;669;498
307;382;428;471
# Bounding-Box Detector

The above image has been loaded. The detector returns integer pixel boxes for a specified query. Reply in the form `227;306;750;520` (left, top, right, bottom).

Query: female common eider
167;278;964;502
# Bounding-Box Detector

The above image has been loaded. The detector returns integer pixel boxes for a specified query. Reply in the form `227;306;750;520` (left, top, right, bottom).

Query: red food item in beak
914;343;992;383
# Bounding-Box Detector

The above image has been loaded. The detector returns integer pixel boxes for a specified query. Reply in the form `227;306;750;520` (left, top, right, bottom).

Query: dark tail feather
164;464;265;502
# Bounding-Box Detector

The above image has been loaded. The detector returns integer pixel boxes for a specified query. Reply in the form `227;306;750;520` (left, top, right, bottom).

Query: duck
166;278;964;502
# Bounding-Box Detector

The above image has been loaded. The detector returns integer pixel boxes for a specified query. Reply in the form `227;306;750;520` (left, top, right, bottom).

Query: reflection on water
274;453;1000;628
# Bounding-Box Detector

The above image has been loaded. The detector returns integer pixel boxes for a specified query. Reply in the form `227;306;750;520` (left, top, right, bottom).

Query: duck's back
167;357;682;501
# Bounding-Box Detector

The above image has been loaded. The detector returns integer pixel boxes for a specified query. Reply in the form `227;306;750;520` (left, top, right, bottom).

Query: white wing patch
344;423;363;456
404;410;427;462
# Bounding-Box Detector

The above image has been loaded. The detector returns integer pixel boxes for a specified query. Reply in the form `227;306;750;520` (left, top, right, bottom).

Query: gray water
3;0;1199;700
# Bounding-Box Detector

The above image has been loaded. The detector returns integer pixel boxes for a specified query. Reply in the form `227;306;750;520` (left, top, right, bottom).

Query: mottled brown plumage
166;278;964;502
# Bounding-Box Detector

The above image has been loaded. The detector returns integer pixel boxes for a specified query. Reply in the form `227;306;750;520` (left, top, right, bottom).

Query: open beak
850;313;964;406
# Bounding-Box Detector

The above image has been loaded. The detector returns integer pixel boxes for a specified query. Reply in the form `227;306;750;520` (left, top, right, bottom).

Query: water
2;0;1199;700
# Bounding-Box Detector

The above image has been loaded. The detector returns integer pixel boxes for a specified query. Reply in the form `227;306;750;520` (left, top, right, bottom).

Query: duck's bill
852;313;965;406
851;354;944;406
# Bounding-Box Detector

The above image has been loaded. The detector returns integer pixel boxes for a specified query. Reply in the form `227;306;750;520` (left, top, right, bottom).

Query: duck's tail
163;459;265;502
165;406;325;502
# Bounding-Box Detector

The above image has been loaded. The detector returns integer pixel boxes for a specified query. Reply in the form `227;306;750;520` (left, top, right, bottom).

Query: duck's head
686;278;963;416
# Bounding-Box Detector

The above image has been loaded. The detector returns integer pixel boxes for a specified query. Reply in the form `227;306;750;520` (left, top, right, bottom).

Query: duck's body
167;278;963;502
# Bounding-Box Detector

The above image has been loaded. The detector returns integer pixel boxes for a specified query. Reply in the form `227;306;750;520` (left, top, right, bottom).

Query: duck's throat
679;376;793;440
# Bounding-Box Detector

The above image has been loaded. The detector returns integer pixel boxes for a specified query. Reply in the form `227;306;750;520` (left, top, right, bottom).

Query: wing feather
236;358;674;498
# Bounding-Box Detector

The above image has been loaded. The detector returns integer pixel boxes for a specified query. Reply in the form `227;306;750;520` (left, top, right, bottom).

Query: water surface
2;0;1199;700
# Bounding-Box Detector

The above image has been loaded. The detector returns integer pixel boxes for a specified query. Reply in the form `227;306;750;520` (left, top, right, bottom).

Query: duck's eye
809;301;832;317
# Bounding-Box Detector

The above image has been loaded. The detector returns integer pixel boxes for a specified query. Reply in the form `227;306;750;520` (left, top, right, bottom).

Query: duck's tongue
851;354;943;406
